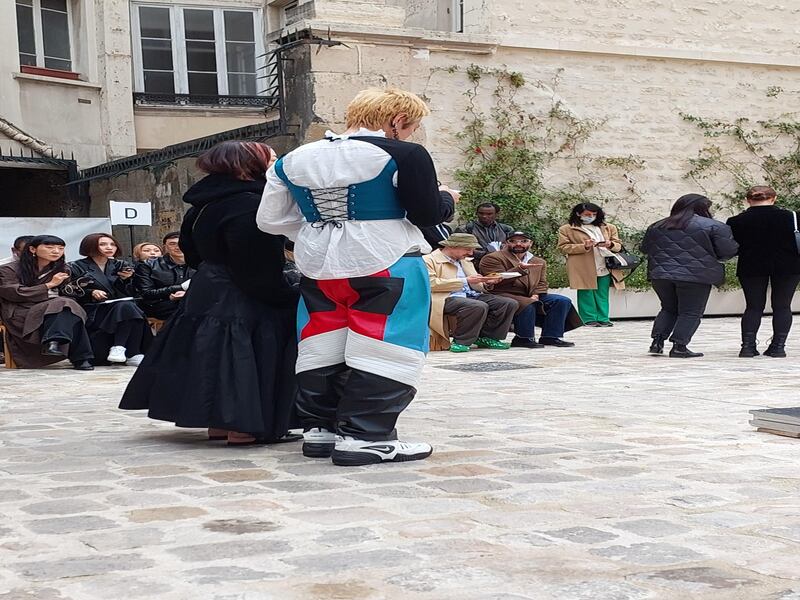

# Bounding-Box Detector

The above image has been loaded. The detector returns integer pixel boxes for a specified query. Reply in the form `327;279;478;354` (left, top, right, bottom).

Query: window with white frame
16;0;73;71
452;0;464;33
131;3;263;97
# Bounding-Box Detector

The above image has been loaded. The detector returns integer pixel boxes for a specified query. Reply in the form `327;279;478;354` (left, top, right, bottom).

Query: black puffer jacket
640;215;739;285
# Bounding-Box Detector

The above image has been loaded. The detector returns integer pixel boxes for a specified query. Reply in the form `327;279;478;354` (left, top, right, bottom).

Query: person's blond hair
344;88;430;130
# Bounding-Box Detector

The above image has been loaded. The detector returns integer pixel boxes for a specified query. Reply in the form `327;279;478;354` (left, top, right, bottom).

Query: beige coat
423;249;486;349
557;223;625;290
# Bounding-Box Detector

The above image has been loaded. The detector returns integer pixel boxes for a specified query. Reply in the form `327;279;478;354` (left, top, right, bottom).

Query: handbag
792;211;800;255
605;248;642;271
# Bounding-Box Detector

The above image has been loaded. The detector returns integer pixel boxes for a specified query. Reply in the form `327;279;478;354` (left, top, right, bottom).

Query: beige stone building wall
286;0;800;227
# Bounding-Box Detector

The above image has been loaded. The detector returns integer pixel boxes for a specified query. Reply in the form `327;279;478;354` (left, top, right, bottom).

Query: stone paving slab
2;318;800;599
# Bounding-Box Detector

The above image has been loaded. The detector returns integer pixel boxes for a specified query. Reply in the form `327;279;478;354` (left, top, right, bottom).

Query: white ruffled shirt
256;128;431;280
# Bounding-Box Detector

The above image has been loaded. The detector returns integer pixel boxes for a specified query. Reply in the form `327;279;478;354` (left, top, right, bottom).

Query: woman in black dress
727;185;800;357
68;233;151;366
119;141;300;446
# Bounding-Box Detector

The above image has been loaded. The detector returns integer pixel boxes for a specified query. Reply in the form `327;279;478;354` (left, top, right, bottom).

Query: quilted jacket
640;215;738;285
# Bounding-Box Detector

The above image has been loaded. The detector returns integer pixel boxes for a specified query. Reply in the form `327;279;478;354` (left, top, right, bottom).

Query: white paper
109;202;152;226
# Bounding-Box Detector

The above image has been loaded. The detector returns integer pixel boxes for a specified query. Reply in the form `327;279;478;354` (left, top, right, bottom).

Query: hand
117;268;134;280
466;274;487;285
439;185;461;204
518;262;536;270
169;291;186;301
91;290;108;301
530;294;539;301
46;272;70;288
583;239;595;249
595;240;610;249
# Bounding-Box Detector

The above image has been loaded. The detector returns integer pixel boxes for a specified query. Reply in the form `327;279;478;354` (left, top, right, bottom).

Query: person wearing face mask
68;233;151;366
558;203;625;327
132;242;163;263
257;87;454;466
134;232;196;320
480;231;582;348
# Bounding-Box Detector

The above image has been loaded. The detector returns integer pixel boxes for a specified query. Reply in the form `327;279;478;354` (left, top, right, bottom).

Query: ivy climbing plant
681;110;800;212
443;64;647;287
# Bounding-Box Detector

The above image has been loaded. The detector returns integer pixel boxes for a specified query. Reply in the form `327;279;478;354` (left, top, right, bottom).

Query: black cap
507;231;531;241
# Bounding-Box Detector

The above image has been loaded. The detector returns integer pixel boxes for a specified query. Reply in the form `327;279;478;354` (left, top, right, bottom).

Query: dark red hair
196;141;275;181
79;233;122;258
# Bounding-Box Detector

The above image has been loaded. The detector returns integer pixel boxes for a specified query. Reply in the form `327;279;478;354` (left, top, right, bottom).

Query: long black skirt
119;262;299;439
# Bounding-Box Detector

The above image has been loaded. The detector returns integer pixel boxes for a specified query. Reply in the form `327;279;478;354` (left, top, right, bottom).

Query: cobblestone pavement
2;317;800;600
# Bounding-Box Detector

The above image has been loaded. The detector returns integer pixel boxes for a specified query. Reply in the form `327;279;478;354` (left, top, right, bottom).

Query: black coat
134;255;196;319
726;205;800;277
67;257;135;302
179;174;296;308
641;215;739;285
418;193;455;250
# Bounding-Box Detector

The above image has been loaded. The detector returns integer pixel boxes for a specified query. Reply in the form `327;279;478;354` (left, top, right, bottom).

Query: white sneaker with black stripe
332;436;433;466
302;427;336;458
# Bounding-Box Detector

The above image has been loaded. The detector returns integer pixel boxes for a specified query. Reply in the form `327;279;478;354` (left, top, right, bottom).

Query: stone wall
298;0;800;228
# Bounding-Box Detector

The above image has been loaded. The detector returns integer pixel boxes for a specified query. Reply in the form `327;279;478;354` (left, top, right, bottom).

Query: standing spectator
480;231;582;348
132;242;163;263
69;233;150;366
0;236;34;266
641;194;738;358
457;203;514;265
0;235;93;369
120;141;301;447
134;232;195;320
424;233;515;352
558;203;624;327
727;186;800;358
257;87;453;466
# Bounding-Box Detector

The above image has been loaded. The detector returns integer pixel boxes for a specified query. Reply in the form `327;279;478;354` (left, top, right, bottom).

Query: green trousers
577;274;611;323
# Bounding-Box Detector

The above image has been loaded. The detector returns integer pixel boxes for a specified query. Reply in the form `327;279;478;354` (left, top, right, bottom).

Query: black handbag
792;211;800;255
605;248;642;271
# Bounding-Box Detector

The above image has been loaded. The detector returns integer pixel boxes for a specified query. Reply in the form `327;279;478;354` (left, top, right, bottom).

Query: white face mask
580;215;596;224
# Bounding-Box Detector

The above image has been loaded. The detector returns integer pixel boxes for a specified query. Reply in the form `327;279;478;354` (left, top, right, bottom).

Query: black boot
42;341;66;357
738;332;759;358
649;335;665;355
669;343;703;358
72;360;94;370
764;333;788;358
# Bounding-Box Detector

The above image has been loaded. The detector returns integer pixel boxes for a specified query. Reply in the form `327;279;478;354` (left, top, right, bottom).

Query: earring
391;125;399;140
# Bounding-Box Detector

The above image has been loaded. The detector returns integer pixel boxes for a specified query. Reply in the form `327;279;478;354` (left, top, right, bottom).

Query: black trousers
296;365;415;441
651;279;712;345
739;274;800;337
41;309;94;362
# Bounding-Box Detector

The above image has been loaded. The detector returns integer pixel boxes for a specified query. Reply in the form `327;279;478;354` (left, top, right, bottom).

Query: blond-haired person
257;87;455;466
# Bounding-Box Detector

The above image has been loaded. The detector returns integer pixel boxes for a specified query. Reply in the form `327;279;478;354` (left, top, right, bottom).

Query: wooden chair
0;323;17;369
147;318;166;336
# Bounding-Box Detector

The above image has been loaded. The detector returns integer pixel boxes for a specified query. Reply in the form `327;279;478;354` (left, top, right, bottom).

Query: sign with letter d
109;201;153;226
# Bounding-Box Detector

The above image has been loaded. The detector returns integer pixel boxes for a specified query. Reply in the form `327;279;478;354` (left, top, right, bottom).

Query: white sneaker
302;427;336;458
125;354;145;367
107;346;127;363
332;436;433;466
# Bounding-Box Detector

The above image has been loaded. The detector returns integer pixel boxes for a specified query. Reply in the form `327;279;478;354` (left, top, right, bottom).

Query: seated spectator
0;235;94;370
456;203;514;265
480;231;582;348
68;233;151;366
0;235;35;266
134;232;195;320
132;242;163;263
423;233;517;352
